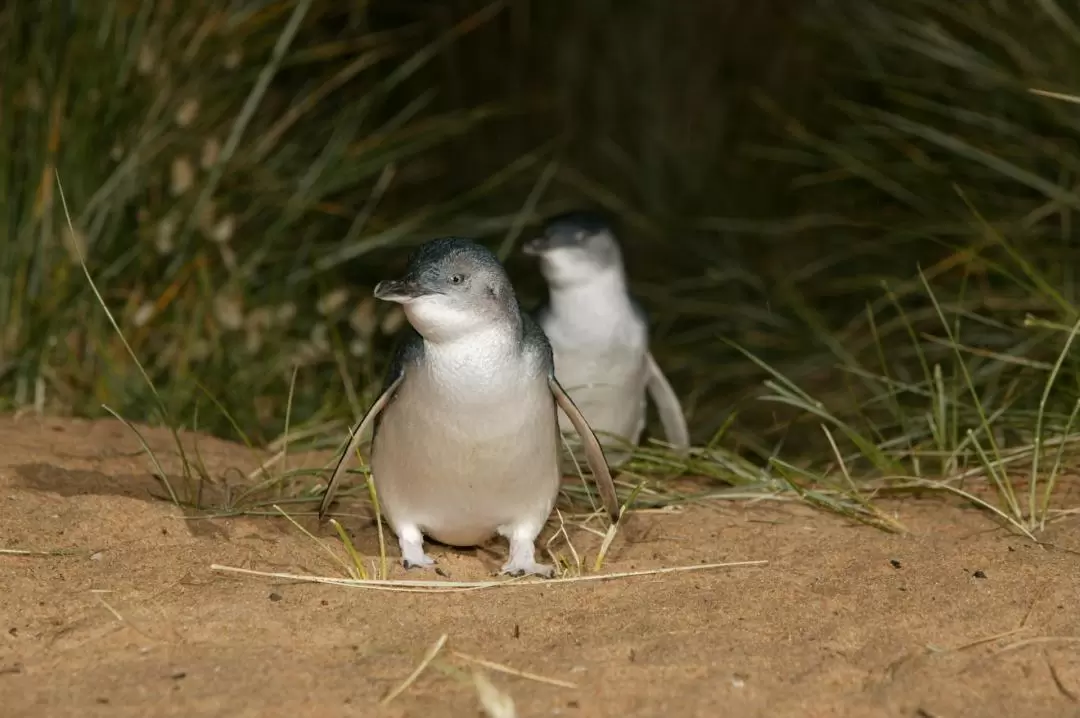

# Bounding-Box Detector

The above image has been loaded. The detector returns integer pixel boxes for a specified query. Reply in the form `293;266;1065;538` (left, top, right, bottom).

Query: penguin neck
548;268;636;327
423;312;524;385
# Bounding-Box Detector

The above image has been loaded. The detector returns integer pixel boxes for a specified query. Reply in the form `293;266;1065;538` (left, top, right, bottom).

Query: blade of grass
56;171;193;502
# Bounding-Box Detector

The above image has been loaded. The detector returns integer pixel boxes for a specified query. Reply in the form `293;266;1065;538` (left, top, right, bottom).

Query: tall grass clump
734;0;1080;530
0;0;523;443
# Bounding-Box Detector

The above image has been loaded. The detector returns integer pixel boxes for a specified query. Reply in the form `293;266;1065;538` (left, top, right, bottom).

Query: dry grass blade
328;518;369;580
380;633;449;706
209;559;768;592
368;477;389;579
91;594;158;643
926;626;1031;654
995;636;1080;655
452;651;577;689
0;547;88;557
593;481;645;571
1028;88;1080;104
269;504;358;579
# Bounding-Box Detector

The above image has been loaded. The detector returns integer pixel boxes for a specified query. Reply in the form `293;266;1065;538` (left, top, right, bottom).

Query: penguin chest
548;334;649;444
371;365;561;546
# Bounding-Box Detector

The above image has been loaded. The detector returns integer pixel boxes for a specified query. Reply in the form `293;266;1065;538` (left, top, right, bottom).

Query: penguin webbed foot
398;525;436;569
500;559;555;579
402;557;436;570
500;531;555;578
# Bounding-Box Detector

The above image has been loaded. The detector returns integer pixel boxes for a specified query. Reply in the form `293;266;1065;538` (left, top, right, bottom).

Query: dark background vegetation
4;0;1080;524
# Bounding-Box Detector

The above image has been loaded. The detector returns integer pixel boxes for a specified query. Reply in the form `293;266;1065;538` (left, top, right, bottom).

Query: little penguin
317;236;621;578
523;210;690;467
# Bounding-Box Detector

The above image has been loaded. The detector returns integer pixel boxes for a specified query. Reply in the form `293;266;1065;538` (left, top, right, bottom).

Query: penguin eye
448;273;465;285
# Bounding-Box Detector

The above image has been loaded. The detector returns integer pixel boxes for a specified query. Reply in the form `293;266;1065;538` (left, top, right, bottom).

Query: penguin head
374;237;518;343
523;210;623;288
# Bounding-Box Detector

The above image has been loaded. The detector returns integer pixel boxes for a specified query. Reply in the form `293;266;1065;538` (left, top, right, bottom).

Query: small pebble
268;592;283;602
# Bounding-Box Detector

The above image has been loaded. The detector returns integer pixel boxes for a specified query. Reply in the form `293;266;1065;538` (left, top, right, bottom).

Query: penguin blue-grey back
318;236;619;578
523;212;690;466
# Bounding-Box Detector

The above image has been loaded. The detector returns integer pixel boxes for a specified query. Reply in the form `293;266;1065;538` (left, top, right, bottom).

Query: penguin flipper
548;375;621;523
644;351;690;455
318;372;405;521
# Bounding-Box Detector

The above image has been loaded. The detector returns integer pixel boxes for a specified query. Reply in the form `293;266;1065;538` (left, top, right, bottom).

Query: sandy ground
1;415;1079;718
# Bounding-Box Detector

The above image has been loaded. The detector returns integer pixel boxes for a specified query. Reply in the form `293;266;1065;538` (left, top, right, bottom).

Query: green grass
0;0;535;439
10;0;1080;546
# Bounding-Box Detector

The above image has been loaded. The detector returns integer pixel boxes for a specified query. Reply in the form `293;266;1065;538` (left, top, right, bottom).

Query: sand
1;414;1078;717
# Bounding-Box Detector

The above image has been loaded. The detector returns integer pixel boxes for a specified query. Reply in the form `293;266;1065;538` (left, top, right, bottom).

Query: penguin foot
500;558;555;578
500;526;555;578
398;525;436;569
403;557;436;570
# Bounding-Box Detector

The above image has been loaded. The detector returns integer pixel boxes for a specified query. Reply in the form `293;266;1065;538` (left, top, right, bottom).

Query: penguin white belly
551;344;648;447
371;365;560;547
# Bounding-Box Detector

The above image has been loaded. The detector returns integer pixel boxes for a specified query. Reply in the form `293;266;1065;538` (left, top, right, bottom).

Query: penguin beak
373;279;434;303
